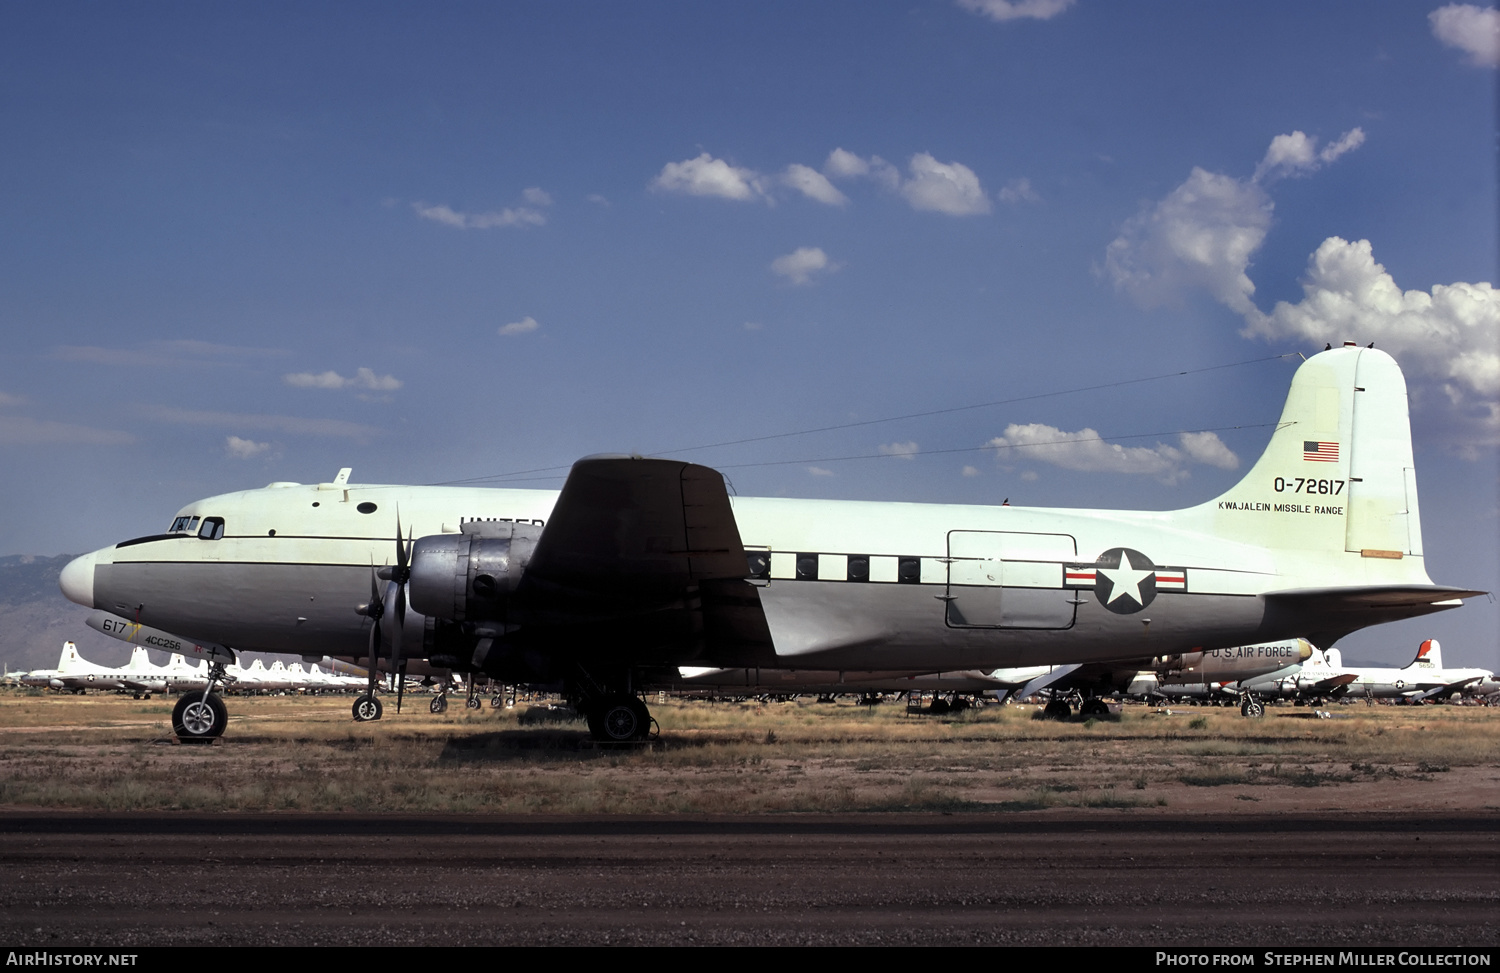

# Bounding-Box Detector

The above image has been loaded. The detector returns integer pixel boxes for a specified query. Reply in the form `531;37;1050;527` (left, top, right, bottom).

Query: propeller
376;515;413;713
355;513;413;713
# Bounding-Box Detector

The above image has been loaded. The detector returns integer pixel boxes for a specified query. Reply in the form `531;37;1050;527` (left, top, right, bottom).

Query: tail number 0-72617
1273;478;1345;495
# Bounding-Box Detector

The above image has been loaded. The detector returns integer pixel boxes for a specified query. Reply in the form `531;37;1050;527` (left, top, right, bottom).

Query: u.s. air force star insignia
1093;547;1156;614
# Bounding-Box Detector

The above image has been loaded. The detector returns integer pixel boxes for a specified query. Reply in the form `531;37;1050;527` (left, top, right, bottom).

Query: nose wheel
172;692;227;741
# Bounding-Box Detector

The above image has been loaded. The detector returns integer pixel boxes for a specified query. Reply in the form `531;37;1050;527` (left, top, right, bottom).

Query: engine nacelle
408;521;542;623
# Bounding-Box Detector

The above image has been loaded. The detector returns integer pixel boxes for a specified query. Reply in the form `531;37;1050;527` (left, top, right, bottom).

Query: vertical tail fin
1411;638;1442;668
1190;344;1427;574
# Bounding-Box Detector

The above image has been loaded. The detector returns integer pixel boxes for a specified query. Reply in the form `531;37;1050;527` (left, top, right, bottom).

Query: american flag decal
1303;441;1339;463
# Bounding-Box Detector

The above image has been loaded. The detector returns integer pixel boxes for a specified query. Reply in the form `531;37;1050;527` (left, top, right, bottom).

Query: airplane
19;641;126;693
57;344;1485;742
1260;640;1494;703
668;637;1311;716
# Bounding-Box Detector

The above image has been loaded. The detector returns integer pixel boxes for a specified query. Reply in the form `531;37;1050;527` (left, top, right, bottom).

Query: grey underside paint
95;560;1274;672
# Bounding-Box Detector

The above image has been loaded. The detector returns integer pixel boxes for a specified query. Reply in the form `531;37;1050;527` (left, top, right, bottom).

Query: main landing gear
582;694;655;743
1239;694;1266;719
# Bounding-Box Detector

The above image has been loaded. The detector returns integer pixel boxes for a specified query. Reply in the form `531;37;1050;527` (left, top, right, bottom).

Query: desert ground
0;690;1495;946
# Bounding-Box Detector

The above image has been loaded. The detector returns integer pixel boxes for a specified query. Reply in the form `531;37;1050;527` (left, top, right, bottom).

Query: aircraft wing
516;456;777;662
524;455;748;595
1263;585;1488;647
1304;672;1359;697
1411;676;1483;702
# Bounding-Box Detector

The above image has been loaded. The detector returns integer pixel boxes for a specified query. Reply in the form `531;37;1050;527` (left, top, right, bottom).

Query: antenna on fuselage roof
332;468;352;486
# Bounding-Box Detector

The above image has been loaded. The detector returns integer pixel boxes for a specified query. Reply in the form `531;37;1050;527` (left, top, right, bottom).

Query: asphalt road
0;812;1495;946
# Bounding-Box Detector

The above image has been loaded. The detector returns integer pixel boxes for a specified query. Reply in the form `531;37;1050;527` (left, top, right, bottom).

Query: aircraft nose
59;551;98;608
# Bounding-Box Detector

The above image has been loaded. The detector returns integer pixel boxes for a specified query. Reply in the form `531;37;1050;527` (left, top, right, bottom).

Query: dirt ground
0;691;1495;946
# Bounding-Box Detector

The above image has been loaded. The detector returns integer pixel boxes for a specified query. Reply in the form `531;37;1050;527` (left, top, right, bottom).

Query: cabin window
847;555;870;582
897;557;921;584
795;554;818;581
168;516;201;534
745;551;770;580
198;517;225;540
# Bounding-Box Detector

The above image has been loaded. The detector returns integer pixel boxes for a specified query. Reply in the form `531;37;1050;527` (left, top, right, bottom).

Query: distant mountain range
0;554;130;673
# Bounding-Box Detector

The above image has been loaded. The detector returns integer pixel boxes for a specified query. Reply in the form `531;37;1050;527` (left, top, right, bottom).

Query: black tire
1081;698;1109;717
172;692;228;740
490;694;503;709
590;695;650;742
1043;699;1072;720
466;697;481;710
353;694;383;722
430;696;448;715
929;697;951;715
1241;698;1265;719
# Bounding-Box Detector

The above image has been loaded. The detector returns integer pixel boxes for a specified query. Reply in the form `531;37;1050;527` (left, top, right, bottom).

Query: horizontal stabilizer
1263;585;1487;647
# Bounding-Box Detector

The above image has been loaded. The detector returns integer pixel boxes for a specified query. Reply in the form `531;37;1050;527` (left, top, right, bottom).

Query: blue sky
2;1;1496;665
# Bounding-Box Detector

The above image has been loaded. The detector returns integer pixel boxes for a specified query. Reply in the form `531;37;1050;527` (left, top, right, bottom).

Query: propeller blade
364;565;382;696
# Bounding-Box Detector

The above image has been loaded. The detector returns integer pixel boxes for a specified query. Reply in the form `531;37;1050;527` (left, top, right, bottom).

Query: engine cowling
408;521;542;623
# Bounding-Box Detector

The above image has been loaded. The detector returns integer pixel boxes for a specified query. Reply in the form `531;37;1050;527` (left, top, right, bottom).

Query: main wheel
1240;698;1265;719
490;694;503;708
353;694;383;722
172;692;228;740
430;695;448;715
1080;698;1110;717
1043;699;1072;720
466;696;481;710
590;695;650;742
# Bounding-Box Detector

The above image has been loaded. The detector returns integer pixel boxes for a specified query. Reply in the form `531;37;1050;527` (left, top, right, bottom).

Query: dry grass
0;689;1496;814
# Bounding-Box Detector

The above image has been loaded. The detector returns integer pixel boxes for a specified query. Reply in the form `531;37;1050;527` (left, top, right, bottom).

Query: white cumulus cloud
651;153;767;202
284;368;402;392
1104;167;1272;315
1253;128;1365;183
957;0;1076;22
879;441;920;460
824;149;901;190
998;177;1041;204
225;436;271;459
770;247;837;286
987;425;1238;484
1178;430;1241;470
499;316;540;336
782;164;849;206
1243;237;1500;413
1106;130;1364;315
807;466;835;477
1430;4;1500;67
900;153;992;216
412;192;549;229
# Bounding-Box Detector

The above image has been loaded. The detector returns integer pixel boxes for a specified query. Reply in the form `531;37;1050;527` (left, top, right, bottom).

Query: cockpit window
168;516;201;534
197;517;225;540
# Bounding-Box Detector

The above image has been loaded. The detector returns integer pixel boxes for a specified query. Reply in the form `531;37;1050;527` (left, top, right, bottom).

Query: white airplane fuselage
57;346;1479;691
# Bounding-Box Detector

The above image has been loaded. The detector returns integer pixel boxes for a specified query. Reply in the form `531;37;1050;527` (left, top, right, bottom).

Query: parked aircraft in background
19;641;126;693
1251;640;1493;703
59;345;1485;741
